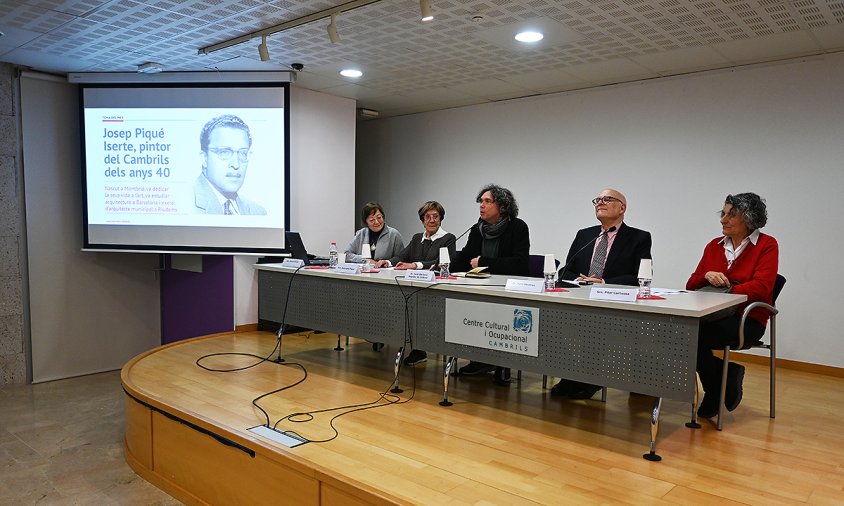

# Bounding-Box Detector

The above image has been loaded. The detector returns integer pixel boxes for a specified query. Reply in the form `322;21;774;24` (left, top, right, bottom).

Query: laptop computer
285;231;330;266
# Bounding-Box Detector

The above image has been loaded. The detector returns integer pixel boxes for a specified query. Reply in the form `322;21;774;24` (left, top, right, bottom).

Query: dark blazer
559;222;652;286
452;217;530;276
388;231;456;269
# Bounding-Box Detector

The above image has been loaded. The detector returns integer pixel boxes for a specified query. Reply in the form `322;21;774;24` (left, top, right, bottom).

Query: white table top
254;263;746;318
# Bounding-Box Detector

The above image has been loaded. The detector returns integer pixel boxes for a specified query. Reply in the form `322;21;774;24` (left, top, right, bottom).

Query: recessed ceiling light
514;31;543;43
340;69;363;78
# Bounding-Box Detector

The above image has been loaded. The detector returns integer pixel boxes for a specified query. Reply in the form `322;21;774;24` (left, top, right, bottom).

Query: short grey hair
476;184;519;218
725;192;767;230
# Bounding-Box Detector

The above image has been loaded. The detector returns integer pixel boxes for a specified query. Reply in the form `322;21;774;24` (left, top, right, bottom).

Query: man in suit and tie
194;114;266;215
552;188;652;399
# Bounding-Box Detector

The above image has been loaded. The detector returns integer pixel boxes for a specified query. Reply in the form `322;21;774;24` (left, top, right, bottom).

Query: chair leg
770;318;777;419
717;346;731;431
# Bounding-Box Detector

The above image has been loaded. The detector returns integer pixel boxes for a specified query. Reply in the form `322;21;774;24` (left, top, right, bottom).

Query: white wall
357;53;844;368
21;74;161;382
21;74;356;376
235;86;356;326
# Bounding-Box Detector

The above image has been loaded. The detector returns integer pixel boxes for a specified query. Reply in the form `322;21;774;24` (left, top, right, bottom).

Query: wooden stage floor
122;330;844;505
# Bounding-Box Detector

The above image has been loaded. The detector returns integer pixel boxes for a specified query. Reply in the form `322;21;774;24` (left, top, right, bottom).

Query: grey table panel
413;290;697;402
260;270;698;403
259;270;410;346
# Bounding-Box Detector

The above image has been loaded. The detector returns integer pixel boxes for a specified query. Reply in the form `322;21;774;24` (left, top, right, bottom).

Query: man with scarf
452;184;530;385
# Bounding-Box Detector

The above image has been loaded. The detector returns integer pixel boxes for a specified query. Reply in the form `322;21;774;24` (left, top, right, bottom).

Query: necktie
589;231;608;278
224;200;233;215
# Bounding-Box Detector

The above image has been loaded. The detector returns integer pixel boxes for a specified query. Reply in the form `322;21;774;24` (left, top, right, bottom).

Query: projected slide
85;107;283;228
79;81;289;253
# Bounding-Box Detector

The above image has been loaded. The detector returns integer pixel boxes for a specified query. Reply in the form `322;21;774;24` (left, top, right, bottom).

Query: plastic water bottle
328;242;338;267
544;273;555;291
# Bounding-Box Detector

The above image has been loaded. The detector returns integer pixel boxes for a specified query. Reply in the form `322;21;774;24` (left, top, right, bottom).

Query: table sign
590;286;638;302
281;258;304;269
405;270;435;282
334;263;361;275
504;278;545;293
445;299;539;357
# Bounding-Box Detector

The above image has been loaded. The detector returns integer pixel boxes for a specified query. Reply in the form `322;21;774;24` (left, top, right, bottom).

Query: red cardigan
686;233;779;326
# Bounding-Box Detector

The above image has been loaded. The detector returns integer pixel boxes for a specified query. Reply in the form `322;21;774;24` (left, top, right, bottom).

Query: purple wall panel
161;255;234;344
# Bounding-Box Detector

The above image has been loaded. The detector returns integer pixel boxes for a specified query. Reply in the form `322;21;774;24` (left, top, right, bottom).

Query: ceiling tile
446;77;533;98
712;29;822;63
630;45;732;74
0;0;842;118
811;23;844;51
498;68;591;91
562;58;658;84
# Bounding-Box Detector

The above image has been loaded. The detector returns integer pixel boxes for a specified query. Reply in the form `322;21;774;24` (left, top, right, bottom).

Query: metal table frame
256;265;745;460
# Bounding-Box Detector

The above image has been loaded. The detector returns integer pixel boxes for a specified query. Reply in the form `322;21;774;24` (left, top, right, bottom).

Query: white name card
405;270;435;282
505;278;545;293
333;263;361;275
281;258;305;269
589;286;638;302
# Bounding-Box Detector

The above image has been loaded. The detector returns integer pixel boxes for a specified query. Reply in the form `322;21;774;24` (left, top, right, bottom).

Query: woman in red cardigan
686;192;779;419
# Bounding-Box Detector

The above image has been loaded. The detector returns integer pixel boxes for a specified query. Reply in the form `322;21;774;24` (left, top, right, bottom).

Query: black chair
716;273;786;430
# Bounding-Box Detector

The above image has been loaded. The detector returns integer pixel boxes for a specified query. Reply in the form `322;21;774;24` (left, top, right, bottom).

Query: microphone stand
273;324;285;363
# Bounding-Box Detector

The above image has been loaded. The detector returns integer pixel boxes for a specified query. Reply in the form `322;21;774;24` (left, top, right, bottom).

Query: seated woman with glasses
686;192;779;419
374;201;456;366
375;201;455;270
345;202;405;264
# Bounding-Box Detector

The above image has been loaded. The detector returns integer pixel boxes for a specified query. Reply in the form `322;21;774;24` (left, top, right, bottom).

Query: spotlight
327;13;340;44
340;69;362;78
514;31;543;43
258;35;270;61
137;62;163;74
420;0;433;21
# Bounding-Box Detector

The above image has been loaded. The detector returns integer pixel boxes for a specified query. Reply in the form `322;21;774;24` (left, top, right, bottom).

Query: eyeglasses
366;214;384;224
718;208;740;218
208;147;250;162
592;196;621;206
423;213;441;222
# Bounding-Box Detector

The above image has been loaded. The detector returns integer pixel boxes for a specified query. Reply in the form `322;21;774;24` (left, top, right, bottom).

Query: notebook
285;231;330;266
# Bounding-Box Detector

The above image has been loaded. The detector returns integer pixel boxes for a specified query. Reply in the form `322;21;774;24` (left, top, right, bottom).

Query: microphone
556;225;617;288
435;222;474;254
450;223;474;245
431;223;474;270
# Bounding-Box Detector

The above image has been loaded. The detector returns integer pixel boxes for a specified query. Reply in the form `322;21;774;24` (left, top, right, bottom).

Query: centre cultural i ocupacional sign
445;299;539;357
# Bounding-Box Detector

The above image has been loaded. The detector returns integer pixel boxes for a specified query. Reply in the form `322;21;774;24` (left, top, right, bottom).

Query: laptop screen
285;231;309;262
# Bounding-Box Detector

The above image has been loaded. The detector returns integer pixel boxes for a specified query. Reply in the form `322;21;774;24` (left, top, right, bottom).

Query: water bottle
544;273;555;291
440;262;450;278
439;247;450;278
328;242;338;267
638;278;652;299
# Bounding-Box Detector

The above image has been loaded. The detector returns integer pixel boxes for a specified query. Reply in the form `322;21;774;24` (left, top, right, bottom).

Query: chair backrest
772;274;786;305
528;254;560;278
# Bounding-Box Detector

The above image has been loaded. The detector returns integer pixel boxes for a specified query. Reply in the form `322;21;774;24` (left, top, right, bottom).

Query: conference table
255;263;746;460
